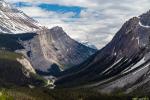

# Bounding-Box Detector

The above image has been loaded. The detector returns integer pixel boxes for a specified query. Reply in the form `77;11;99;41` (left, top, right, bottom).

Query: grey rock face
55;11;150;94
15;27;96;75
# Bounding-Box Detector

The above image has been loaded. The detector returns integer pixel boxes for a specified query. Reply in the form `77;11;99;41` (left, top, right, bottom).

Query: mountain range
0;0;150;99
56;11;150;95
0;0;96;76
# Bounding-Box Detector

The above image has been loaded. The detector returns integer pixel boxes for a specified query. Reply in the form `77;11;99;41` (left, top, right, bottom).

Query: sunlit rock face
0;27;96;75
19;27;96;74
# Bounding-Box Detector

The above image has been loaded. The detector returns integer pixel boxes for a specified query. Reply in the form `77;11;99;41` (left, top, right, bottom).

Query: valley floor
0;87;148;100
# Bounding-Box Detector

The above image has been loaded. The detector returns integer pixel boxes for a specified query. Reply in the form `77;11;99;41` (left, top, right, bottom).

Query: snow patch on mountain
101;58;123;75
0;0;11;9
123;57;145;74
139;21;150;28
0;0;42;34
132;63;149;75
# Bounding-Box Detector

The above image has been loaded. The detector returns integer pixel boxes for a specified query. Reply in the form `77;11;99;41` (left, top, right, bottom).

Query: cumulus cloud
6;0;150;49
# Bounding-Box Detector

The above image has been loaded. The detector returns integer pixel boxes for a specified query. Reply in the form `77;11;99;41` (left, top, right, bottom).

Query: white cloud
6;0;150;49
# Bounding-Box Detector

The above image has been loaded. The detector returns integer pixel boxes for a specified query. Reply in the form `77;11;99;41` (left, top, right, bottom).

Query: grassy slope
0;87;132;100
0;50;46;87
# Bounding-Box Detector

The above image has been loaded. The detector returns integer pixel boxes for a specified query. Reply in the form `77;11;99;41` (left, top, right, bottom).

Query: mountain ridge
55;11;150;95
0;0;42;33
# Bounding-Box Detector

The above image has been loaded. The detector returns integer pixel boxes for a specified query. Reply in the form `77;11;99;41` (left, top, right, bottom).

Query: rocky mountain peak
51;26;63;31
139;10;150;26
49;26;70;38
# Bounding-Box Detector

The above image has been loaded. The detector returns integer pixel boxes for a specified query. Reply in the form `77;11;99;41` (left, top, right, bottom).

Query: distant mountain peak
51;26;63;31
80;41;98;50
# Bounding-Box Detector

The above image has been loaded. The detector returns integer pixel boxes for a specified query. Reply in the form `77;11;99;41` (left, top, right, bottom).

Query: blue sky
14;2;84;18
7;0;150;48
38;4;84;18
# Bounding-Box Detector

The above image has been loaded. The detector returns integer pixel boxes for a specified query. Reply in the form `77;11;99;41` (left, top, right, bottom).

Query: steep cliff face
0;27;96;76
19;27;96;74
55;11;150;93
0;0;41;33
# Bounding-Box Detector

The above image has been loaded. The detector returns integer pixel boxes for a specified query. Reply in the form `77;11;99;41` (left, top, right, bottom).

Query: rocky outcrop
0;27;96;76
16;57;36;74
19;27;96;74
